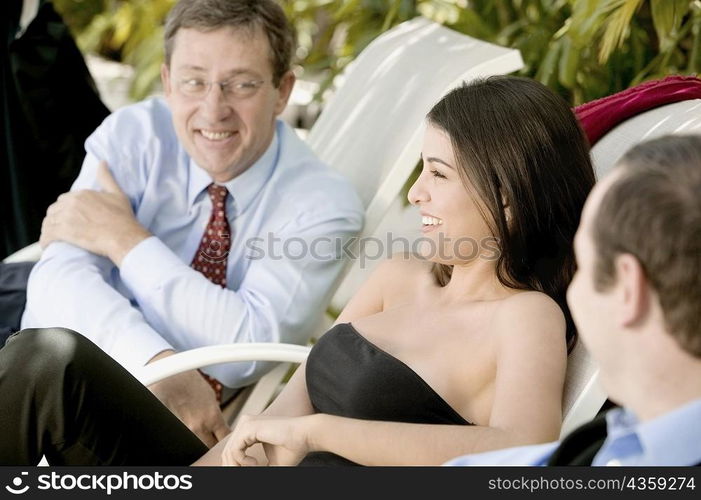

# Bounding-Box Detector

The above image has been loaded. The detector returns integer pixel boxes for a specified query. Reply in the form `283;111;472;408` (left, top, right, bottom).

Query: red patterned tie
191;184;231;287
191;183;231;402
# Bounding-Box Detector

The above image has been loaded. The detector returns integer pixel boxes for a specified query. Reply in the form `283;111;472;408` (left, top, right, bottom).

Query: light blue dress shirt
22;97;364;387
445;398;701;466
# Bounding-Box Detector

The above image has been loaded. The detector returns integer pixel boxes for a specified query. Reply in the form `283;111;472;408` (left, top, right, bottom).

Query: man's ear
615;253;650;328
161;63;172;97
274;70;296;115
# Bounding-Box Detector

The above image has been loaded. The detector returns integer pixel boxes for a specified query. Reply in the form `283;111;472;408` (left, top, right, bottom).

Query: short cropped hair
164;0;295;86
593;134;701;357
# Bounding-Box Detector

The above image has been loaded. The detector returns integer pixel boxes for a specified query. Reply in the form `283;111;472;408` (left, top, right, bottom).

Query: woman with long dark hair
206;75;596;465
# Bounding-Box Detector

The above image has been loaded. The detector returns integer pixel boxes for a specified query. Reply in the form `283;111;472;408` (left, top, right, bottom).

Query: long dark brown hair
427;76;595;349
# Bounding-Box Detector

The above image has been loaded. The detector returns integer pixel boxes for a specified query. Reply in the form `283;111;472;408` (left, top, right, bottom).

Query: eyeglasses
176;76;266;100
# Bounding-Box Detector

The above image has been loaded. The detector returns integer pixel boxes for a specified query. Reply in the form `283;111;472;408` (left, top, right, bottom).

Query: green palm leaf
600;0;644;63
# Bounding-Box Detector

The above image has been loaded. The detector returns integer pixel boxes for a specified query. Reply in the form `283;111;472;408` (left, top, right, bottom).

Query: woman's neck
438;259;516;303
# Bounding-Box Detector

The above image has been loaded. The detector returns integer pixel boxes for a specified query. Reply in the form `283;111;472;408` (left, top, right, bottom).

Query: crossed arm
31;161;230;446
30;158;362;448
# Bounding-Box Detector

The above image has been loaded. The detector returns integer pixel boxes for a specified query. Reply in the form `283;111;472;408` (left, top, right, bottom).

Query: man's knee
2;328;94;380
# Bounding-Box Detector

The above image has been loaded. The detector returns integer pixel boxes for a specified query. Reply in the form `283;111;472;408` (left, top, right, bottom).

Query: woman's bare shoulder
334;254;434;323
498;290;563;314
492;291;566;348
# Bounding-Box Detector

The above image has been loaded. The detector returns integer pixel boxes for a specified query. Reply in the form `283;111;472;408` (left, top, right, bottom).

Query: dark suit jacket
1;1;110;259
0;261;34;345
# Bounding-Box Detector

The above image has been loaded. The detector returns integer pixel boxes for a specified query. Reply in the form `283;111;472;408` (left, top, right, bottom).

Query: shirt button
606;459;622;466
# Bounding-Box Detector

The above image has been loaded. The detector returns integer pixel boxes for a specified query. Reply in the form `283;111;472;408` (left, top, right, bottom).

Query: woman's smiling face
407;124;496;265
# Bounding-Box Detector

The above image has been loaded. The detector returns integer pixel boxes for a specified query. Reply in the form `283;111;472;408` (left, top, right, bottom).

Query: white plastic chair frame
135;343;310;386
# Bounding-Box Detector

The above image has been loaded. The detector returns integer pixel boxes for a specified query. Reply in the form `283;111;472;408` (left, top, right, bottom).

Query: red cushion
574;75;701;147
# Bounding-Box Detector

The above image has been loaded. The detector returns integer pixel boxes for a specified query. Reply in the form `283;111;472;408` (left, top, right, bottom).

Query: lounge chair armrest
135;343;311;386
3;242;42;263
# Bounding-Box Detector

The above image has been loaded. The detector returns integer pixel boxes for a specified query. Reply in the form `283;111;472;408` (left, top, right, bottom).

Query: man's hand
40;160;151;265
147;350;231;448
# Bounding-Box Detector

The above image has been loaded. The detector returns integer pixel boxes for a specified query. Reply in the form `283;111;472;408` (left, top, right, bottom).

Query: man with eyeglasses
20;0;363;448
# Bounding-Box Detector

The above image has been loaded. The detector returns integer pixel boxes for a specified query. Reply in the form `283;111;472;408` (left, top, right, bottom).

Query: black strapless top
299;322;472;466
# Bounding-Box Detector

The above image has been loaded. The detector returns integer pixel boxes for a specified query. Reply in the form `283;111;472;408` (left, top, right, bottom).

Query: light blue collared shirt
445;398;701;466
22;97;364;387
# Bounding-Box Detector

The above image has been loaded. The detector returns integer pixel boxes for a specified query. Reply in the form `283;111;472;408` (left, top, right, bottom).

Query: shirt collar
605;398;701;465
187;157;213;209
604;405;638;438
637;398;701;465
187;125;280;214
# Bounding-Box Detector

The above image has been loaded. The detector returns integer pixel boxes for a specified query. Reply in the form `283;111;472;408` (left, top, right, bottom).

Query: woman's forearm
307;414;545;466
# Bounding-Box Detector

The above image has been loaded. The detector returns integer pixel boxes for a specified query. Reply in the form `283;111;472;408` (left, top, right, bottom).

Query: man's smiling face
162;26;293;182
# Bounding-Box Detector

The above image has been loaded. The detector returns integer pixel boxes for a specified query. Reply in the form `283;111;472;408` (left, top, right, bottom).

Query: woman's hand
222;414;317;466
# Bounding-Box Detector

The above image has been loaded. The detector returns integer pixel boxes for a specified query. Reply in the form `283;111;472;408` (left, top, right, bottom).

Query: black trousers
0;328;208;465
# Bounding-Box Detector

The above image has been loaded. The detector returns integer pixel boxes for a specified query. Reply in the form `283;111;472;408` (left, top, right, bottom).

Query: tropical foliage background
52;0;700;106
